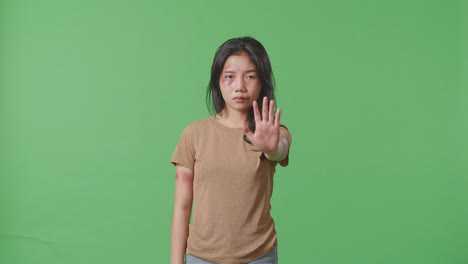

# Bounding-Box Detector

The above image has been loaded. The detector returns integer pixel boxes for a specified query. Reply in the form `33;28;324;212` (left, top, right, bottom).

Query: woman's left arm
264;136;290;162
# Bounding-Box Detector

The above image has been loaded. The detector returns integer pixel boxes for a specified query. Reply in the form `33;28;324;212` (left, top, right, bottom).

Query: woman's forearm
171;166;194;264
170;206;191;264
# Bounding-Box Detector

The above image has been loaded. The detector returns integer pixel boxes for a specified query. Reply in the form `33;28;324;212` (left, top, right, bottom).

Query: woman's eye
247;75;256;79
224;75;233;79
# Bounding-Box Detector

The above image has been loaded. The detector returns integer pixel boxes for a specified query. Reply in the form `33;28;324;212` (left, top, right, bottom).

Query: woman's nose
234;78;247;92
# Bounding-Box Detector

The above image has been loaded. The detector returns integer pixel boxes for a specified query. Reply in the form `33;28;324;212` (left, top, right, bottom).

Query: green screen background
1;0;466;263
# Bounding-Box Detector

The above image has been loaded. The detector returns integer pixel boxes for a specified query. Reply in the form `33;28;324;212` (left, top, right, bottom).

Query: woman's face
219;52;261;115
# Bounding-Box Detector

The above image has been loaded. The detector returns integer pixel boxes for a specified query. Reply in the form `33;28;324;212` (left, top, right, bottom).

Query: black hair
206;36;276;144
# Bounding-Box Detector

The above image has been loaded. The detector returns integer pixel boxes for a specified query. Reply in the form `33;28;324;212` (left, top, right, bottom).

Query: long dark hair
206;37;276;144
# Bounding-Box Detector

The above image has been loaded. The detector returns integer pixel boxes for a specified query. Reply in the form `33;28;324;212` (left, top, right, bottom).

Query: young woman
170;37;292;264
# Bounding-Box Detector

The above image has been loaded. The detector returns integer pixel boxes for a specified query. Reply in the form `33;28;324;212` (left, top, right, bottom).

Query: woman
170;37;292;264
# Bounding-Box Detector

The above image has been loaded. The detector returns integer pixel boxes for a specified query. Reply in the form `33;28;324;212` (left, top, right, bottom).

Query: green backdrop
1;0;467;263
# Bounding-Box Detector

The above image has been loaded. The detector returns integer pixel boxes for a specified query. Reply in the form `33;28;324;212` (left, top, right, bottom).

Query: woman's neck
216;109;248;128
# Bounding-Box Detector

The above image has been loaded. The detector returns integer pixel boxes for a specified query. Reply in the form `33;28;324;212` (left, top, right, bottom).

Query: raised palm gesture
244;96;281;154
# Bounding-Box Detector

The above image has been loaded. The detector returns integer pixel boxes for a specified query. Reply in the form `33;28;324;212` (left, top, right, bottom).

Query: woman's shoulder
185;116;213;128
181;116;215;133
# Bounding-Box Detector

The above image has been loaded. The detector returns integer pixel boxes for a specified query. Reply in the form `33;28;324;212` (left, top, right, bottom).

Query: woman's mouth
233;97;247;103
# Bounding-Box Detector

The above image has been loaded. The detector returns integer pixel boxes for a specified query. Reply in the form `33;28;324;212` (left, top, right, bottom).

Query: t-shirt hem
186;239;277;264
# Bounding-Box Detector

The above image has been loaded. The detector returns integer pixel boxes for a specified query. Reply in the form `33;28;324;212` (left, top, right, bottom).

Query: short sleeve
171;125;196;171
279;125;292;167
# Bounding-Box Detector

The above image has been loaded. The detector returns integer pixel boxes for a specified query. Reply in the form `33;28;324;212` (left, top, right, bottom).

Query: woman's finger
253;100;261;124
262;96;269;122
275;108;281;127
244;126;254;142
269;100;275;124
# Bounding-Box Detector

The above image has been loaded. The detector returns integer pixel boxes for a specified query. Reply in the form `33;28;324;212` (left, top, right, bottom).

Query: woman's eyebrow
222;69;256;73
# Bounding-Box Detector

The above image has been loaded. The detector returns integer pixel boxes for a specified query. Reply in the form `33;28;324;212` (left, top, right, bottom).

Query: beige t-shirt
171;116;292;264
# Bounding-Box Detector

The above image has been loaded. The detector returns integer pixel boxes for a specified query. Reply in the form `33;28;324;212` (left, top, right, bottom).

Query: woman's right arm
170;165;194;264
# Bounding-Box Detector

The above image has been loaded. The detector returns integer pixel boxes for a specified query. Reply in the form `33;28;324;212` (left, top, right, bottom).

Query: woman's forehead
223;53;256;71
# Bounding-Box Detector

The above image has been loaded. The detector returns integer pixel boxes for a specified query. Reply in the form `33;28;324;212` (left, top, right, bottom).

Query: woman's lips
233;97;247;103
